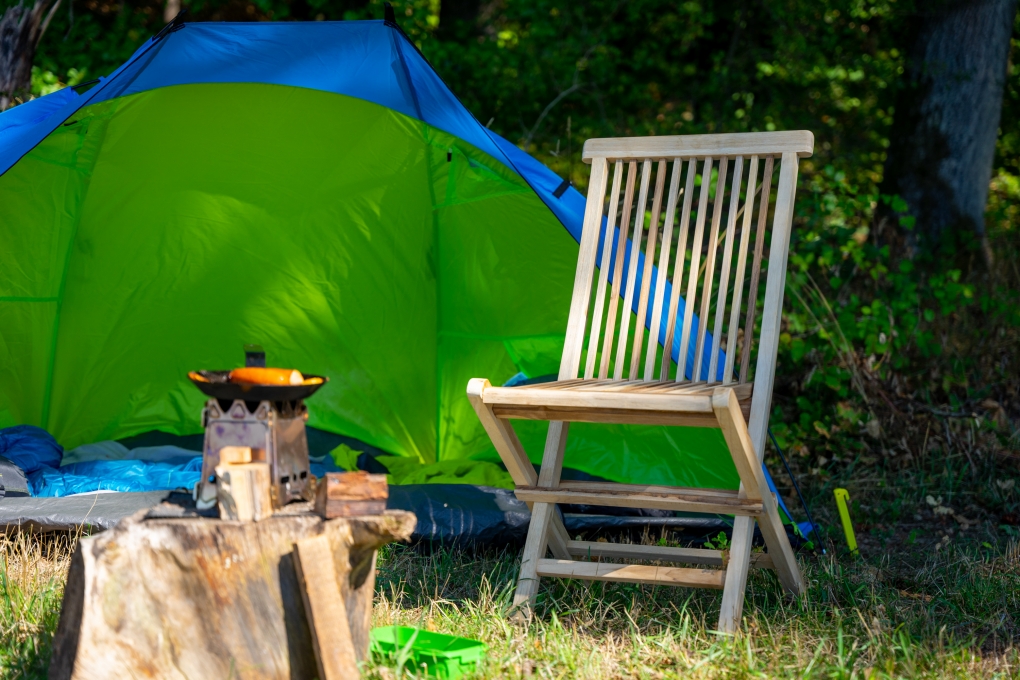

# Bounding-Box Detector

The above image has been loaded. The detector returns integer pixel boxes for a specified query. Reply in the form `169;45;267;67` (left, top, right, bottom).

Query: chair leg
714;387;806;622
467;379;537;487
718;514;755;632
537;421;569;486
511;420;571;619
512;500;555;620
547;511;572;560
754;496;806;596
538;421;572;560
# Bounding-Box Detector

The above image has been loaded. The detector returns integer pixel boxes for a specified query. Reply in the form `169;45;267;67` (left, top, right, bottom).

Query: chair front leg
718;514;755;632
512;500;556;620
467;379;537;486
713;388;806;607
512;420;571;620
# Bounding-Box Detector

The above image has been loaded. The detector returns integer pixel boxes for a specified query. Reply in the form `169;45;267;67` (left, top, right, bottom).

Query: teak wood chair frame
467;131;813;631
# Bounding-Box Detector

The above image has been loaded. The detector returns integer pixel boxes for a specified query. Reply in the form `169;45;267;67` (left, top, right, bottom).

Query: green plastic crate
370;626;486;679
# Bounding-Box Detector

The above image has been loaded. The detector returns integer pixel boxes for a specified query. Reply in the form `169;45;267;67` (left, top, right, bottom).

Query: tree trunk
164;0;181;24
0;0;61;111
48;505;416;679
880;0;1016;262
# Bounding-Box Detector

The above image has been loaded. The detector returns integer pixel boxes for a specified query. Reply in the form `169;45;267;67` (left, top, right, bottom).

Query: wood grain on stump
49;505;415;680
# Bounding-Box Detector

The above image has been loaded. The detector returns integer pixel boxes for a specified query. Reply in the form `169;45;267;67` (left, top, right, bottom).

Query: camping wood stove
188;350;328;510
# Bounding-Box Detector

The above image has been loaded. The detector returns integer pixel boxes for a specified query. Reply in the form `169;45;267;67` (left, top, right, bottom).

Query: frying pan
188;370;328;402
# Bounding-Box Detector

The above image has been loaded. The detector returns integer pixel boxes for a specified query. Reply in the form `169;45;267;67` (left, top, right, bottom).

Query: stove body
196;397;312;508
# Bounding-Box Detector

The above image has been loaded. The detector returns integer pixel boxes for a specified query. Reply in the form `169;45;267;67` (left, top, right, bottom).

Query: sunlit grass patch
0;532;76;679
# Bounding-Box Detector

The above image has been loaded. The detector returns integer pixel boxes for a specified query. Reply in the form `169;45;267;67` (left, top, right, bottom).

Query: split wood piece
294;534;360;680
316;470;388;519
216;461;273;521
49;508;415;680
219;445;253;464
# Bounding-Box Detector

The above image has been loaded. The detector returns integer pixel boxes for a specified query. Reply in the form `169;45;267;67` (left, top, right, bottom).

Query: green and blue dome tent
0;18;796;520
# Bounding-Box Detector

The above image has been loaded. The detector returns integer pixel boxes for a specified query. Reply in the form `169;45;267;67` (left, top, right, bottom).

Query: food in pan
229;367;304;385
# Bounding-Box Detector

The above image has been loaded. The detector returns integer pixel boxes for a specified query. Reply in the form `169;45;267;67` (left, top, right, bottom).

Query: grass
1;508;1017;679
366;532;1020;679
0;533;75;678
2;442;1018;679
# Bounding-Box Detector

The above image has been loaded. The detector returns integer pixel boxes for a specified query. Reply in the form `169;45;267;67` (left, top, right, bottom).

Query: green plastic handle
833;488;858;555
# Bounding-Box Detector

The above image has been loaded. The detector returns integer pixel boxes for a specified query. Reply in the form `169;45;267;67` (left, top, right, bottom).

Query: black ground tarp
0;454;29;498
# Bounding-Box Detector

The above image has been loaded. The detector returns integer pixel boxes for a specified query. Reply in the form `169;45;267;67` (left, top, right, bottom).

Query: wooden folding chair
467;131;813;631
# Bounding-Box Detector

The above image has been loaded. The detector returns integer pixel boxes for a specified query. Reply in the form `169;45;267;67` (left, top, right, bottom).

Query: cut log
294;534;360;680
49;504;415;680
315;471;388;519
216;461;273;521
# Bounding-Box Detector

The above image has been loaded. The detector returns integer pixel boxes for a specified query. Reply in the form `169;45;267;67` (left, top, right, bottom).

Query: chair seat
480;380;753;427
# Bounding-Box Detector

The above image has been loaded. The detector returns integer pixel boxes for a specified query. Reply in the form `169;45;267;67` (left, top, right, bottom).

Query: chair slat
599;162;638;379
566;141;791;386
558;157;609;379
646;158;683;381
746;151;800;457
692;158;728;383
707;156;744;384
630;160;668;380
723;155;759;385
661;159;697;381
584;161;624;379
613;160;652;380
739;155;774;383
676;157;713;383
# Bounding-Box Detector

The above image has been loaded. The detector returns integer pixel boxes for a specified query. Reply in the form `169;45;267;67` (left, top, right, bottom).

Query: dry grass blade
0;532;77;678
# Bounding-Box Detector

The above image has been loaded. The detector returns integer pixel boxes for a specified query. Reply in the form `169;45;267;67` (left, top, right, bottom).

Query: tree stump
49;502;416;679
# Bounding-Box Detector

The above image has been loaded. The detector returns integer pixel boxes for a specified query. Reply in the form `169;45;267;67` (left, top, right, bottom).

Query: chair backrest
559;132;813;449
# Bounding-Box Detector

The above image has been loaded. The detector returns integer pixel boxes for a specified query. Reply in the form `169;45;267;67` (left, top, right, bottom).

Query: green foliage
30;66;85;97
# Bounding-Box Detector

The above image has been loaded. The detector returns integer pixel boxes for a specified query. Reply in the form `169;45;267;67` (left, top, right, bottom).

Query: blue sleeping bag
0;426;209;497
29;457;205;497
0;425;350;497
0;425;63;473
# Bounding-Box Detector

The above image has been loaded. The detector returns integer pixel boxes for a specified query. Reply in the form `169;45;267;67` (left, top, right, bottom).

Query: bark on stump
49;505;416;679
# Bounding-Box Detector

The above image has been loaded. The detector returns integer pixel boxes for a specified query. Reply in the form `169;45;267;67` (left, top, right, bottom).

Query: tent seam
389;27;423;120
